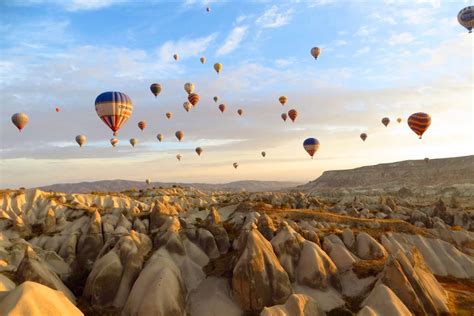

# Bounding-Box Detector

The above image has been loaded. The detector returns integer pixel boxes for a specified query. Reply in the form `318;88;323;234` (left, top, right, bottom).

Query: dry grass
436;276;474;315
352;257;386;279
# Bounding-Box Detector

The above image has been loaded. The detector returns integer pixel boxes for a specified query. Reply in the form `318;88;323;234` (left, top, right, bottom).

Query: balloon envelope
279;96;287;106
408;112;431;139
110;138;118;147
175;130;184;141
213;96;218;103
310;47;321;59
150;83;162;97
303;138;320;158
360;133;367;142
261;151;266;158
183;102;192;112
184;82;195;95
458;6;474;32
173;54;179;61
95;91;133;136
397;118;402;123
288;109;298;122
219;104;226;113
188;93;200;106
166;112;173;119
281;113;288;122
195;147;203;156
177;154;182;161
200;57;206;64
214;63;222;74
157;134;163;142
382;117;390;127
11;113;29;131
237;109;243;116
55;107;60;112
138;121;146;131
233;162;239;169
75;135;86;147
130;138;137;147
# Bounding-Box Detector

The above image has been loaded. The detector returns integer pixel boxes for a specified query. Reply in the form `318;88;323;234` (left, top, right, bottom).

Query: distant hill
38;179;302;194
297;155;474;192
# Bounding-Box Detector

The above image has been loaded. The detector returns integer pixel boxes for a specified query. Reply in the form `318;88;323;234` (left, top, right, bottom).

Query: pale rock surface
0;274;15;292
359;283;411;316
260;294;321;316
356;232;387;260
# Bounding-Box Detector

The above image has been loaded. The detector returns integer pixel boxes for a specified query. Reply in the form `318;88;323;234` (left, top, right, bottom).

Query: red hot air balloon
219;104;226;113
408;112;431;139
288;109;298;122
11;113;29;131
138;121;146;131
55;107;60;113
188;93;200;106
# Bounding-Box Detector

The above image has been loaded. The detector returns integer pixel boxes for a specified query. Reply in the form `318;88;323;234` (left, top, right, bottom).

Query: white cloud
355;46;371;56
256;5;293;29
371;12;397;25
216;26;248;56
158;33;217;61
64;0;122;11
388;32;415;45
308;0;335;6
355;25;377;37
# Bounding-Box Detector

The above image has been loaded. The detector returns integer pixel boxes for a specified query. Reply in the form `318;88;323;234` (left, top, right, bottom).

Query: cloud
7;0;123;11
388;32;415;45
216;26;248;56
355;46;371;56
355;25;377;37
256;5;293;29
157;33;217;62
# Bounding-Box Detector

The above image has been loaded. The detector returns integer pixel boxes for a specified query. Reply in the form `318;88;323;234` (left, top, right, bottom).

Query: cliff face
298;156;474;191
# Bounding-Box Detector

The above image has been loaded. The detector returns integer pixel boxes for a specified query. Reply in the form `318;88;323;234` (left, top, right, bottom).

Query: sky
0;0;473;188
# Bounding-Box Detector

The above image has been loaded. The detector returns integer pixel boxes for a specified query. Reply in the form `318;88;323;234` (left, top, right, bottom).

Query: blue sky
0;0;473;187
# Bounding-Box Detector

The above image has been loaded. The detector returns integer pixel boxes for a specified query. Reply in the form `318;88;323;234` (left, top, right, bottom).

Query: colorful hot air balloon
176;154;182;161
288;109;298;122
233;162;239;169
130;138;138;147
195;147;203;156
397;118;402;123
150;83;162;97
261;151;266;158
188;93;200;106
173;54;179;61
157;134;163;142
237;109;243;116
214;63;222;74
95;91;133;136
200;57;206;64
175;130;184;141
184;82;195;95
75;135;86;147
11;113;29;131
279;96;287;106
424;157;430;163
138;121;146;131
382;117;390;127
360;133;367;142
458;6;474;33
55;107;60;113
166;112;173;119
310;47;321;59
303;138;320;159
281;113;288;122
218;104;226;113
213;96;218;103
408;112;431;139
183;102;192;112
110;138;118;147
146;179;150;185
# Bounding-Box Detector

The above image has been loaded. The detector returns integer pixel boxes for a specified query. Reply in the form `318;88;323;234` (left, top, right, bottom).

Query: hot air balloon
173;54;179;61
166;112;173;119
424;157;430;163
218;104;226;113
110;138;118;147
213;96;218;103
206;7;211;12
310;47;321;59
397;118;402;123
130;138;138;147
183;102;192;112
55;107;60;113
146;179;150;185
281;113;288;122
458;6;474;33
381;117;390;127
150;83;162;97
233;162;239;169
188;93;200;106
157;134;163;142
138;121;146;131
75;135;86;147
175;130;184;141
214;63;222;74
237;109;243;116
360;133;367;142
11;113;29;131
184;82;195;95
177;154;182;161
95;91;133;136
195;147;203;156
279;96;287;106
303;138;320;159
288;109;298;122
408;112;431;139
261;151;266;158
200;57;206;64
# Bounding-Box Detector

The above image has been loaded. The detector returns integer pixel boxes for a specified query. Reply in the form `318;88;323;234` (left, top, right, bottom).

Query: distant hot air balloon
424;157;430;163
233;162;239;169
195;147;203;156
218;104;226;113
381;117;390;127
281;113;288;122
458;6;474;33
177;154;182;161
200;57;206;64
360;133;367;142
166;112;173;119
408;112;431;139
288;109;298;122
175;130;184;141
303;138;320;159
130;138;138;147
173;54;179;61
397;118;402;123
310;47;321;60
146;179;150;185
237;109;243;116
261;151;266;158
110;138;119;147
75;135;86;147
150;83;162;97
213;96;218;103
188;93;200;106
138;121;146;131
206;7;211;13
95;91;133;136
184;82;195;95
55;107;60;113
157;134;164;142
214;63;222;74
279;96;288;106
11;113;29;131
183;102;192;112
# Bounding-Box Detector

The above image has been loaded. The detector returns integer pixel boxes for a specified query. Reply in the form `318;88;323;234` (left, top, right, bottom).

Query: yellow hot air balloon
279;96;287;106
200;57;206;64
110;138;119;147
397;118;402;123
183;102;192;112
166;112;173;119
130;138;138;147
195;147;203;156
175;130;184;141
75;135;86;147
184;82;195;95
310;47;321;59
11;113;29;131
214;63;222;74
157;134;164;142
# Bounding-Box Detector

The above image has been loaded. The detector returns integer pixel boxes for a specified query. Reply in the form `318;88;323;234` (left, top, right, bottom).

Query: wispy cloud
355;46;371;56
255;5;293;29
8;0;124;11
388;32;415;45
158;33;217;61
355;25;377;37
216;26;248;56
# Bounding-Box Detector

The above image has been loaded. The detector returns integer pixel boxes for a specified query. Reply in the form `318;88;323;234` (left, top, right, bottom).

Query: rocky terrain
0;183;473;315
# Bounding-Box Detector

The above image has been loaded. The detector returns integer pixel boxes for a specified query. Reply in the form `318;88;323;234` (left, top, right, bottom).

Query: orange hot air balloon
288;109;298;122
175;130;184;141
213;96;218;103
408;112;431;139
55;107;60;112
188;93;200;106
195;147;203;156
381;117;390;127
150;83;162;97
183;102;192;112
360;133;367;142
138;121;146;131
200;57;206;64
214;63;222;74
310;47;321;59
279;96;287;106
166;112;173;119
11;113;29;131
218;104;226;113
237;109;243;116
397;118;402;123
281;113;288;122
